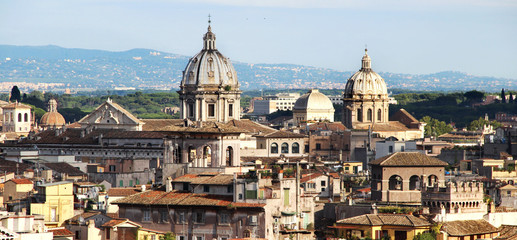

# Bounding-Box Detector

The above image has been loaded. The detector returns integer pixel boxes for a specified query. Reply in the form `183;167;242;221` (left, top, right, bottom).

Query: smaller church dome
294;89;334;111
40;99;66;128
344;49;388;98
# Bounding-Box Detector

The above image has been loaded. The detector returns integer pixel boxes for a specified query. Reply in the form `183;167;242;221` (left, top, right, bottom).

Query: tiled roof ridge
406;215;416;226
366;214;375;225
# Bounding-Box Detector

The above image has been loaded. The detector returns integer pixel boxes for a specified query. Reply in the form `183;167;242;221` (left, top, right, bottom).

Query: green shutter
284;189;290;206
119;180;123;187
129;180;133;187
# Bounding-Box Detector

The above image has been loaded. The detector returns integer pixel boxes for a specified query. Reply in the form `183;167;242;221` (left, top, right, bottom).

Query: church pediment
78;100;143;130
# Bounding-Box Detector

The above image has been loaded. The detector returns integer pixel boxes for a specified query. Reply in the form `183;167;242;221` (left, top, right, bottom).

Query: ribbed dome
344;49;388;98
40;99;66;127
40;112;66;126
294;89;334;111
180;25;239;88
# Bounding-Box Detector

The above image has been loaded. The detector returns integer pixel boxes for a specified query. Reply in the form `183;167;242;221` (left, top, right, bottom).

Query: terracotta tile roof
113;190;265;208
2;102;32;109
369;152;448;167
41;162;86;176
0;160;32;174
101;218;141;228
390;109;419;128
9;178;33;184
353;121;410;131
107;187;140;197
172;174;234;185
226;119;276;134
300;173;324;183
442;220;498;237
102;130;168;139
306;122;346;132
67;211;102;223
141;119;184;131
254;130;306;138
106;213;119;218
48;227;74;236
336;214;431;227
496;225;517;240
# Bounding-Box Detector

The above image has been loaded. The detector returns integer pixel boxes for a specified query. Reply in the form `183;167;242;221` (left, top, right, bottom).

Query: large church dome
344;49;388;98
180;25;239;89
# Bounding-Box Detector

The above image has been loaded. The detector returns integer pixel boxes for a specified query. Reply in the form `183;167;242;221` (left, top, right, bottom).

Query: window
284;189;290;206
238;194;243;200
227;185;234;193
321;181;326;186
357;109;363;122
203;185;210;193
226;146;233;166
109;165;116;172
292;143;299;153
183;182;189;191
176;211;186;224
178;236;186;240
388;146;393;153
24;113;28;122
193;210;205;224
367;109;372;121
321;187;326;192
143;210;151;221
316;143;321;150
106;229;111;239
129;180;133;187
389;175;403;190
228;104;233;117
249;215;258;225
76;231;80;239
208;104;215;118
271;143;278;154
188;103;194;118
219;212;230;224
119;180;123;187
18;113;22;122
161;211;169;223
281;143;289;154
377;109;382;121
196;237;204;240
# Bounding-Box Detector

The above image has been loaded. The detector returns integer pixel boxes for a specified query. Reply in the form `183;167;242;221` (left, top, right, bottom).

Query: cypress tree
9;86;21;102
501;88;506;103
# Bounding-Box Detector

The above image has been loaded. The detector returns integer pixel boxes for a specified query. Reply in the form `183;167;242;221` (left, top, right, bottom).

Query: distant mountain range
0;45;514;92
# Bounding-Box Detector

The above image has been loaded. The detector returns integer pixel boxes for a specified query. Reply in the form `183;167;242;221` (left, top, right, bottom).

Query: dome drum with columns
343;49;390;129
178;24;241;122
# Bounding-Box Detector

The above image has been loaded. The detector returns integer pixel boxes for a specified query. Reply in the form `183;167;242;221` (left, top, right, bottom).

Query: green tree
464;90;484;104
420;116;453;138
467;117;502;131
10;86;21;102
159;232;175;240
501;88;506;103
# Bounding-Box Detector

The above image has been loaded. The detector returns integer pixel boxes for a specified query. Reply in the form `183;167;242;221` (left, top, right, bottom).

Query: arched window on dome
377;109;382;121
271;143;278;154
357;109;363;122
367;109;372;121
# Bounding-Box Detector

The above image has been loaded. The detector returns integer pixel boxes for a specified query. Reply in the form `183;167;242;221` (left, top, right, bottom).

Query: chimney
278;170;283;180
371;203;378;214
165;177;173;192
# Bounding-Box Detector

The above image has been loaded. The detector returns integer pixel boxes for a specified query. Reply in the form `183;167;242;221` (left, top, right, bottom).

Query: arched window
292;143;300;154
377;109;382;121
226;146;233;166
173;146;182;163
409;175;421;190
281;143;289;154
203;145;212;167
18;113;22;122
188;146;196;163
367;109;372;121
357;109;363;122
389;175;403;190
271;143;278;154
24;113;28;122
428;175;438;186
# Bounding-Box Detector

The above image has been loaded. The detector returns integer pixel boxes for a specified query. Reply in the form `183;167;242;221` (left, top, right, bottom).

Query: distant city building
328;95;343;105
252;92;300;115
293;89;335;125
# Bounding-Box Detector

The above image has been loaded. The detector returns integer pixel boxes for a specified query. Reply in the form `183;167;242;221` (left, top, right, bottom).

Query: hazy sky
1;0;516;78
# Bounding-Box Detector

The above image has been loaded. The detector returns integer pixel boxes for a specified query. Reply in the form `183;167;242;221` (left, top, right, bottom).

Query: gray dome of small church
344;49;388;98
180;25;239;89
